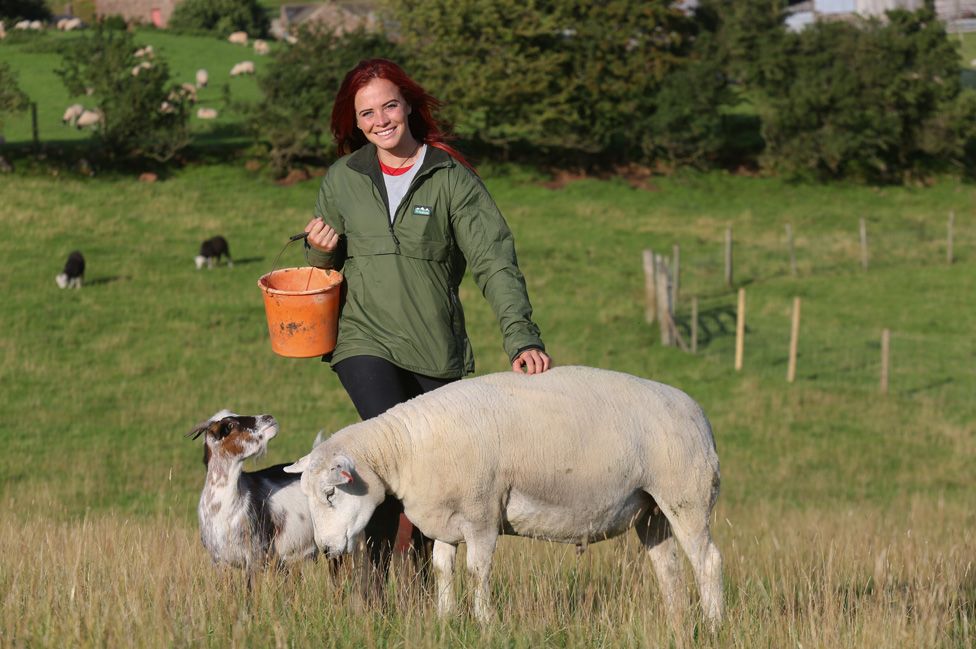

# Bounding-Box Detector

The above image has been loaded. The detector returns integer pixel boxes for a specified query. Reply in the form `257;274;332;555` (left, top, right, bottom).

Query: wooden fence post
725;225;734;288
786;223;797;277
787;297;801;383
30;102;39;153
947;211;955;265
691;296;698;355
655;253;674;347
671;243;680;310
859;217;869;271
880;328;890;394
642;250;657;324
735;288;745;371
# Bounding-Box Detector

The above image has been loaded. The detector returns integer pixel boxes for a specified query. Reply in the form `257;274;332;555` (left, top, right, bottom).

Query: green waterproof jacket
305;143;545;379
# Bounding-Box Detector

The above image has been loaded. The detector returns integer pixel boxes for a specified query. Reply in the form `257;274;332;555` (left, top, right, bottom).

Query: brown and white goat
186;410;318;581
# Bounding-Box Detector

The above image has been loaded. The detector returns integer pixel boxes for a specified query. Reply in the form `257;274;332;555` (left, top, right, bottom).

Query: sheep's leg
465;532;498;624
635;506;688;633
665;508;724;632
432;540;457;617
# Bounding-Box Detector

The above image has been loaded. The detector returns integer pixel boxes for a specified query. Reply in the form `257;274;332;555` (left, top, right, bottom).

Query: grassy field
0;161;973;646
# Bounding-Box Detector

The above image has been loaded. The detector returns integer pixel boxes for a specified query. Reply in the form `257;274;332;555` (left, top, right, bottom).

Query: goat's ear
283;454;311;474
325;454;355;486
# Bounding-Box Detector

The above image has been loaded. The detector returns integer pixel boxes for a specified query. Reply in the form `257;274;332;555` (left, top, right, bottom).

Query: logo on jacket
413;205;432;216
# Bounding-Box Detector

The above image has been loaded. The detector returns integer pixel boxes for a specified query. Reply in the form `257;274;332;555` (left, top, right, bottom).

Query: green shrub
168;0;270;38
243;25;401;176
56;27;192;162
0;0;50;22
0;61;31;137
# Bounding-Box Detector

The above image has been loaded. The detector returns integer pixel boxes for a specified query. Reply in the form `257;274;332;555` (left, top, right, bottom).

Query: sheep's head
284;451;381;557
186;410;278;466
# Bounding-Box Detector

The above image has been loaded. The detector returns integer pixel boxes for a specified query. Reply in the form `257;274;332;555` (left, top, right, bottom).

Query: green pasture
0;164;972;514
0;28;267;146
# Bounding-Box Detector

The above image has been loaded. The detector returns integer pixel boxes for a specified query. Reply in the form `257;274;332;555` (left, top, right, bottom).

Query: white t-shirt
382;144;427;223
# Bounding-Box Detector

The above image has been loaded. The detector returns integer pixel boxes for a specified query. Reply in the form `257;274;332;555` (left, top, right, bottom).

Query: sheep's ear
312;429;327;448
284;454;311;474
325;454;355;486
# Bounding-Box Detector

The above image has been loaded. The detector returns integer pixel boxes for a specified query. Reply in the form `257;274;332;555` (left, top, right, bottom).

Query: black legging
333;355;456;595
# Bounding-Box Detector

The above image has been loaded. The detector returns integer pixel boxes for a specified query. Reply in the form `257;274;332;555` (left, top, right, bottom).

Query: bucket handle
266;231;313;293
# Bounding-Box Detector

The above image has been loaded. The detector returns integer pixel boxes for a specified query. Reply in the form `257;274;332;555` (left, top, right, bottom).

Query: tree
0;62;30;136
56;27;192;162
0;0;50;22
168;0;270;38
243;25;401;175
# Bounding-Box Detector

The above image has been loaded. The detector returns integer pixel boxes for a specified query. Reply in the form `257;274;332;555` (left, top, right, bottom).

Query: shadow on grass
230;257;265;266
673;302;739;350
85;275;130;287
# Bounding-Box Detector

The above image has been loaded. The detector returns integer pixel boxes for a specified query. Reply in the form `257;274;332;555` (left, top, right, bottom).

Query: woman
302;58;551;592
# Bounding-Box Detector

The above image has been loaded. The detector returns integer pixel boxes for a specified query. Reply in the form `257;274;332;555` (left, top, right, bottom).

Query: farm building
786;0;976;30
271;1;384;40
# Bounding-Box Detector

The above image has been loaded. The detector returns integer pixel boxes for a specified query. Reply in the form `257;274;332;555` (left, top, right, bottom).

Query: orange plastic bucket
258;267;343;358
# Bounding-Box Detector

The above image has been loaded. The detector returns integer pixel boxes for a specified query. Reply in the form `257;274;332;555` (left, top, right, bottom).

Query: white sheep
75;109;102;129
62;104;85;125
196;107;218;120
253;39;269;55
131;61;152;76
134;45;154;58
187;411;319;583
28;20;42;30
227;31;248;45
229;61;255;76
14;20;31;30
195;68;208;88
285;365;724;632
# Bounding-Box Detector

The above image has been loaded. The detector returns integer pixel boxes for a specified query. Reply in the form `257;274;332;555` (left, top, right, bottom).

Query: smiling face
354;77;419;165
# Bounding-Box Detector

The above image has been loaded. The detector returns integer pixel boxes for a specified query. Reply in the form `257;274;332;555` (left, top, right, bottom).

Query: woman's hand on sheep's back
512;348;552;375
305;217;339;253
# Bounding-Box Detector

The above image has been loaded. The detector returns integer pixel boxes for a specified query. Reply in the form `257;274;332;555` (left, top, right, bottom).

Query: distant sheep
195;69;208;88
57;17;82;31
29;20;43;30
134;45;154;58
75;109;102;129
14;20;31;30
228;31;248;45
196;107;218;120
159;101;175;114
131;61;152;76
253;39;269;55
286;366;725;632
195;235;232;268
229;61;255;76
56;251;85;289
62;104;84;125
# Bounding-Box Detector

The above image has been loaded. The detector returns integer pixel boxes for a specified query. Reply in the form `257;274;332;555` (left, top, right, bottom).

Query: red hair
331;59;474;171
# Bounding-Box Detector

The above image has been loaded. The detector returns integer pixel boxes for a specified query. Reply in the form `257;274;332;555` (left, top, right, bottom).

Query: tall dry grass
1;497;971;648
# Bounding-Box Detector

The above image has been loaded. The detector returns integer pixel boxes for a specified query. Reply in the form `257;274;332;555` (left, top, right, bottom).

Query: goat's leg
432;540;457;617
464;532;498;624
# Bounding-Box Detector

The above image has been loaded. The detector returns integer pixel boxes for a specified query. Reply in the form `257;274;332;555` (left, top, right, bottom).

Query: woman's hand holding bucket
305;217;339;254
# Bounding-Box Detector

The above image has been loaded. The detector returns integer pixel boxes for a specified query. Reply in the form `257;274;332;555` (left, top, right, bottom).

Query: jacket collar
346;143;455;215
346;142;454;177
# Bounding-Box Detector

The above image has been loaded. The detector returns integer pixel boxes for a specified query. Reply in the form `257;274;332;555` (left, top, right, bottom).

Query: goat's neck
202;456;250;509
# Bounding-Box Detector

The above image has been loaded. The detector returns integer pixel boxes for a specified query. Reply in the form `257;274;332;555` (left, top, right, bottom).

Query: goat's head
186;410;278;466
284;450;383;558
